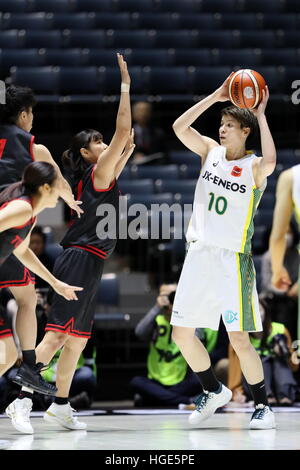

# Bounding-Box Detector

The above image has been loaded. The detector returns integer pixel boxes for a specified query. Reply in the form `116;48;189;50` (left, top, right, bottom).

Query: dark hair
221;106;258;147
0;85;37;125
0;162;57;206
31;225;46;244
62;129;103;190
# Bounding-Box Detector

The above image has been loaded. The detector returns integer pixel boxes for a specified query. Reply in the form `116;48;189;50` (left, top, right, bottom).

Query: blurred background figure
261;222;299;341
131;101;167;165
228;299;299;406
131;283;201;407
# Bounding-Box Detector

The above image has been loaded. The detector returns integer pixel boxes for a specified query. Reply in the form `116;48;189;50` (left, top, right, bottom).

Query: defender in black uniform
0;85;83;395
9;53;134;432
0;163;82;405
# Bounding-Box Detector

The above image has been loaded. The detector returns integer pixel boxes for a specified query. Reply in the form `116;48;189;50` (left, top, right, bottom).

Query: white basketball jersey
186;145;265;253
292;165;300;227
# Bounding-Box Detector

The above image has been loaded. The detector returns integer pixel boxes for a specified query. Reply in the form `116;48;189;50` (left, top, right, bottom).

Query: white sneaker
249;404;276;430
5;398;33;434
189;384;232;426
44;402;87;430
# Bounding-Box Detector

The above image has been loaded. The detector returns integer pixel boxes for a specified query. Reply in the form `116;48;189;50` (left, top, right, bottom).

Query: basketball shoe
12;362;57;396
6;398;33;434
249;404;276;429
44;402;87;430
189;384;232;426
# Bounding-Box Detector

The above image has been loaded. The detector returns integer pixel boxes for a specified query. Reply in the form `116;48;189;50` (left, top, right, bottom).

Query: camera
270;334;290;359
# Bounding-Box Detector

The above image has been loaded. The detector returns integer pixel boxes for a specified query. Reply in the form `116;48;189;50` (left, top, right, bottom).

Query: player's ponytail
0;161;57;206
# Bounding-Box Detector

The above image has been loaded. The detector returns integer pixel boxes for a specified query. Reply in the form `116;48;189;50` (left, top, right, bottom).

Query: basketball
228;69;266;109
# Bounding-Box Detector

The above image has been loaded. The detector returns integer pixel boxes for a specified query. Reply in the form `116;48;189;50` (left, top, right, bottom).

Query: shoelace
252;406;267;420
65;407;79;423
194;392;212;411
35;362;50;373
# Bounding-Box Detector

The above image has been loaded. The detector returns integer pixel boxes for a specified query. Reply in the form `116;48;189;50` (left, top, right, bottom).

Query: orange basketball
228;69;266;109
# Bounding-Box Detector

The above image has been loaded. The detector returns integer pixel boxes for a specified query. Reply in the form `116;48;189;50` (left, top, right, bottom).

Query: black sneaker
12;362;57;396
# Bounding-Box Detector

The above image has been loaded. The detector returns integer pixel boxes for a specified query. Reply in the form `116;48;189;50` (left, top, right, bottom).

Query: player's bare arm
33;143;83;217
94;53;131;189
251;86;277;188
14;231;83;301
172;74;234;161
269;169;293;291
114;129;135;179
0;200;32;232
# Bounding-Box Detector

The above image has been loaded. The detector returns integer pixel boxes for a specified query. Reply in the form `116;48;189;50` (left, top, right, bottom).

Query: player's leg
44;335;88;430
9;284;37;353
6;331;68;434
226;253;275;429
0;335;18;376
9;284;57;395
35;331;68;365
171;244;232;425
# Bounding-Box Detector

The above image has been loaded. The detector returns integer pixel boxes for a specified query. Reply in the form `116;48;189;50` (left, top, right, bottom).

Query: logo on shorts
224;310;238;324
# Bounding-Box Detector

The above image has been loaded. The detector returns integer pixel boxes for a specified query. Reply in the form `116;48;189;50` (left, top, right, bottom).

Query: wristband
121;83;130;93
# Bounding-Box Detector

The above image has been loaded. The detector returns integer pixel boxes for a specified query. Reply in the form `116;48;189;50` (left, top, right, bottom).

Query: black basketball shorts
0;306;12;339
45;247;104;339
0;254;35;289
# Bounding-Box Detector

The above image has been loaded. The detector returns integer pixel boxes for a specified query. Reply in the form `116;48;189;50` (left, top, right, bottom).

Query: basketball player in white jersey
270;166;300;343
171;75;277;429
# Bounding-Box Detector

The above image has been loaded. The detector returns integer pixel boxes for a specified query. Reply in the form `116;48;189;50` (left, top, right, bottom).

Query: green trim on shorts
238;253;256;331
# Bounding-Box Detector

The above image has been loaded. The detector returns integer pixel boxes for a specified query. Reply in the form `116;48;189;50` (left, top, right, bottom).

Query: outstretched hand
52;280;83;301
69;199;83;218
117;53;130;85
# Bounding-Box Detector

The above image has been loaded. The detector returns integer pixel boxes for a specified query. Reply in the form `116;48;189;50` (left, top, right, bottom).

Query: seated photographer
130;283;202;407
228;298;299;406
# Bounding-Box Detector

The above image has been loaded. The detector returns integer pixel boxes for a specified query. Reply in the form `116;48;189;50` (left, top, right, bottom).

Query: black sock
22;350;36;367
54;397;69;405
18;391;33;400
247;380;269;407
196;366;220;393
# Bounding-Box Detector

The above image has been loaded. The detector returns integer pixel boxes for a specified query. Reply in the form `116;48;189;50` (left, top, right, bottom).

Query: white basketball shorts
171;240;262;332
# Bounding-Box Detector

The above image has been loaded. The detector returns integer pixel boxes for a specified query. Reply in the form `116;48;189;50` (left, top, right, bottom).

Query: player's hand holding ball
214;72;235;102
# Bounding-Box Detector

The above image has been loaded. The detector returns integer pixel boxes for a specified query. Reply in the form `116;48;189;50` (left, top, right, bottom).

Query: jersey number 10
208;192;227;215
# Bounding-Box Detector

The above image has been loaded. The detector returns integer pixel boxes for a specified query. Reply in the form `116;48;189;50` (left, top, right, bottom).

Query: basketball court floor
0;407;299;450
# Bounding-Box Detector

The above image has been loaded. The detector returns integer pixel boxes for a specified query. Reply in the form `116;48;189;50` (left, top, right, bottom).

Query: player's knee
171;326;193;346
15;289;37;310
65;336;88;353
228;331;251;353
43;331;67;350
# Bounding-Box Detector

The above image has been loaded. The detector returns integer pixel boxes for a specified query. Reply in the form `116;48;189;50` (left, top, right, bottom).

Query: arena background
0;0;300;402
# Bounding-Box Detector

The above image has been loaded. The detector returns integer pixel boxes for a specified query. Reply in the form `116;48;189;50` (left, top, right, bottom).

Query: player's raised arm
172;74;233;160
250;86;277;187
33;143;83;218
114;129;135;179
93;53;131;189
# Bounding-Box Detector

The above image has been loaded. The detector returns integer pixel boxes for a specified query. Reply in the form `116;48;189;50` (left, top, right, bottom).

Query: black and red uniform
0;196;36;338
0;124;36;288
45;164;119;339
